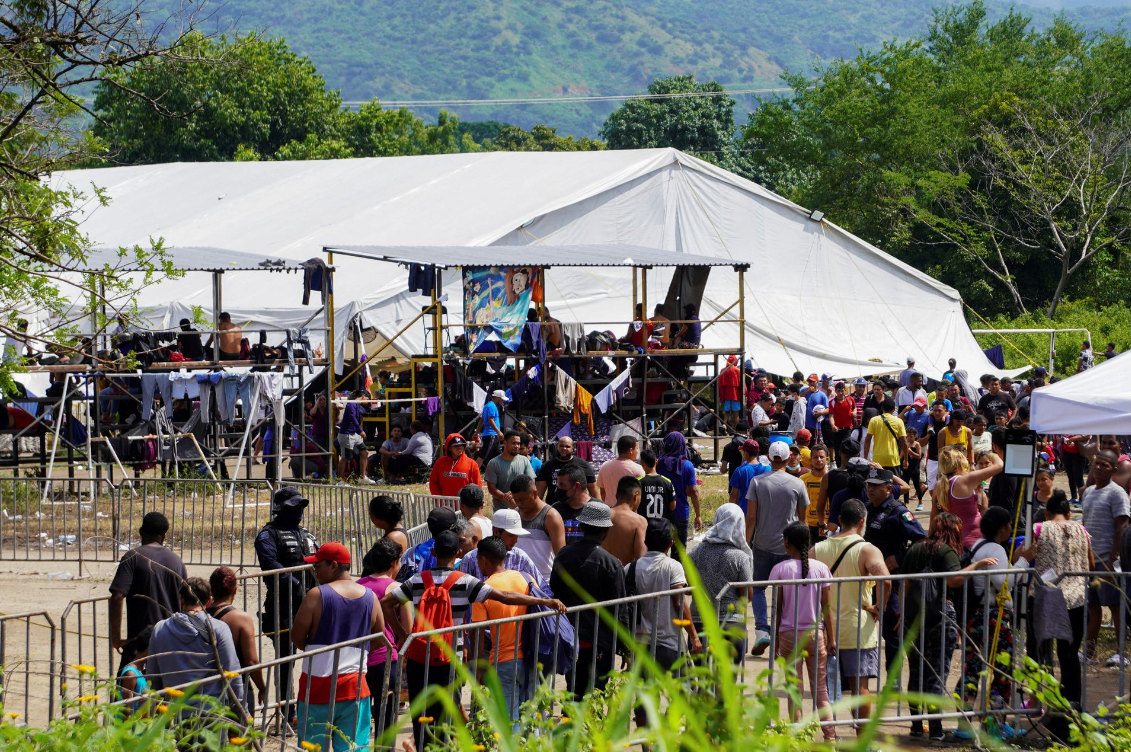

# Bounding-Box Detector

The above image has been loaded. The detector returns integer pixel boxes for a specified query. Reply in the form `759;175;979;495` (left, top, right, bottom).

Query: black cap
864;466;894;485
840;437;861;456
433;530;460;558
426;506;458;537
951;409;968;422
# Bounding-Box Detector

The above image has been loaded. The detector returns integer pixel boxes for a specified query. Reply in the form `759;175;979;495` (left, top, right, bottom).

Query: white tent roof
50;148;1007;379
1030;353;1131;434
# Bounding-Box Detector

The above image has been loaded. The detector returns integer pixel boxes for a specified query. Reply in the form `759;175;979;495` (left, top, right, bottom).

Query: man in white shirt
895;371;927;410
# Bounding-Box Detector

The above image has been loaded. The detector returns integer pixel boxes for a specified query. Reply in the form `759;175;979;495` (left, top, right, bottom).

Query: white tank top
516;504;555;580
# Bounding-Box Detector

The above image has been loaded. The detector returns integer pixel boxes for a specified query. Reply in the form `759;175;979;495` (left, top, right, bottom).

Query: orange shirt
471;570;528;663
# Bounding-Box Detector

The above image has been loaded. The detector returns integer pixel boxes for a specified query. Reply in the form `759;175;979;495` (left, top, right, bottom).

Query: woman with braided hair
770;522;837;742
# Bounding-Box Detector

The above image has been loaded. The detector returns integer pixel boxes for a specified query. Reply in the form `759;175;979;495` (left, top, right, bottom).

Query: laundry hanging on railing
593;369;631;413
552;364;576;411
573;382;595;434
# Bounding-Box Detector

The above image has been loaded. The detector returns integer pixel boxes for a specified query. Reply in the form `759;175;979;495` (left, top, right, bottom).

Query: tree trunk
1046;254;1072;319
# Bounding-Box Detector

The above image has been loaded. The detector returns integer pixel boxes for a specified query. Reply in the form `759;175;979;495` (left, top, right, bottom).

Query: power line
342;87;792;108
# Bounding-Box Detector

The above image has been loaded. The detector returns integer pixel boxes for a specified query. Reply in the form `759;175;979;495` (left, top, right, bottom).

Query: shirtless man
205;311;243;360
542;306;562;350
1087;435;1131;492
602;475;647;566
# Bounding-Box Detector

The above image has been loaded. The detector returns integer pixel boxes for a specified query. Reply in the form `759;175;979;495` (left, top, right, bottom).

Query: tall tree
92;33;342;163
742;2;1131;316
1;0;197;385
601;75;753;178
92;34;478;163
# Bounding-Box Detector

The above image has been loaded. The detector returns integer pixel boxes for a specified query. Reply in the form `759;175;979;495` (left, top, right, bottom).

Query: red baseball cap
807;374;819;382
304;541;350;565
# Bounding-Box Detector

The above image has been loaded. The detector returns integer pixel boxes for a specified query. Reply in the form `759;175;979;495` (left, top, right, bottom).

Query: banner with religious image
463;266;540;352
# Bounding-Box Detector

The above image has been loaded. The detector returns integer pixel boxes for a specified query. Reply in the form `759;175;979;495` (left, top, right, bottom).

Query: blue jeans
752;547;788;634
493;658;529;728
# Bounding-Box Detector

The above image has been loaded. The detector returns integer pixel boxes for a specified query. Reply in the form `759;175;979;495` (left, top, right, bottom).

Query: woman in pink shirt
357;538;410;733
770;523;837;741
935;446;1002;548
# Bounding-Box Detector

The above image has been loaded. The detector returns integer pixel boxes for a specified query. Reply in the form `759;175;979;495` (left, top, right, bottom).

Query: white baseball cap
768;441;791;461
491;509;529;536
491;389;509;401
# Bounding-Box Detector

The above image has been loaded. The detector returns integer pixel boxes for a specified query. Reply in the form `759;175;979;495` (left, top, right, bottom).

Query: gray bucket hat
576;501;613;528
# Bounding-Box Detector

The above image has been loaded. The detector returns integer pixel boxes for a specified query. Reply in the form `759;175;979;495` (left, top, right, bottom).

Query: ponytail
800;541;809;579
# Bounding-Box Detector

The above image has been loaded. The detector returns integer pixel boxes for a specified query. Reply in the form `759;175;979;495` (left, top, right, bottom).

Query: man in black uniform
254;486;320;725
862;467;926;670
718;422;751;483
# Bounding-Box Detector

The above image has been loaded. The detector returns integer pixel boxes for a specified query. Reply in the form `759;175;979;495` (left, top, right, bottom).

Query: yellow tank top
940;426;970;449
813;534;878;649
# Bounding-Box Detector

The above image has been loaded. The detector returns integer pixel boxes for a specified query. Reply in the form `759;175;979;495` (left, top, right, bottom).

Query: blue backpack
521;575;576;676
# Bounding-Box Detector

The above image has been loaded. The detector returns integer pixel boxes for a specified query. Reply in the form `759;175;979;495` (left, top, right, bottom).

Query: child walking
905;427;926;511
770;523;837;741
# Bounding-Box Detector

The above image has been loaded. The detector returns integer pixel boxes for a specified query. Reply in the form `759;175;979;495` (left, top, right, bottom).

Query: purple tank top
311;584;373;646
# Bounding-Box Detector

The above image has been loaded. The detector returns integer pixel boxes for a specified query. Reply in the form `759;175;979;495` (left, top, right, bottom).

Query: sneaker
951;728;974;741
1106;653;1131;668
1079;651;1100;666
751;630;771;657
928;731;947;742
916;503;924;511
359;476;376;485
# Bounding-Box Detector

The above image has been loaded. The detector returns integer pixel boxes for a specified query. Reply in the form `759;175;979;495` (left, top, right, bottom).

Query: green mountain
188;0;1131;136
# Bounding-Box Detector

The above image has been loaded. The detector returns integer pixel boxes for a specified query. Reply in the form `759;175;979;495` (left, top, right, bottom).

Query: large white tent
1030;352;1131;434
49;148;1008;379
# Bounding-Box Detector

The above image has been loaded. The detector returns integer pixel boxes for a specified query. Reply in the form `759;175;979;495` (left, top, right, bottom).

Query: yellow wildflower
417;716;434;724
493;732;501;739
671;619;691;627
473;746;486;751
156;704;169;714
5;712;19;719
70;664;96;675
77;695;98;703
229;737;249;746
223;671;240;679
164;688;185;698
300;742;323;752
560;716;571;724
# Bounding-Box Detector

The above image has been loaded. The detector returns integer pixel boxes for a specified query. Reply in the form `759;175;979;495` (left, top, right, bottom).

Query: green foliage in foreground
972;299;1131;377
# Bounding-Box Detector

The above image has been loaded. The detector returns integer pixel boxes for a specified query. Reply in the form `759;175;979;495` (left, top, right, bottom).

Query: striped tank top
298;584;373;703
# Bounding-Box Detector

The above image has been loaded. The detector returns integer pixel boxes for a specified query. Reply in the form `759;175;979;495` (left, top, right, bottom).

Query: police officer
255;486;319;725
861;466;926;670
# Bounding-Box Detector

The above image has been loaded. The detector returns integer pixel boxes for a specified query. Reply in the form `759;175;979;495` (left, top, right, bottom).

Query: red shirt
829;397;855;429
719;365;741;402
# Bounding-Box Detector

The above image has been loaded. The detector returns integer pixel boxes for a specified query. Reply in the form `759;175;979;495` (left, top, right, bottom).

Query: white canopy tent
49;148;1010;379
1030;352;1131;434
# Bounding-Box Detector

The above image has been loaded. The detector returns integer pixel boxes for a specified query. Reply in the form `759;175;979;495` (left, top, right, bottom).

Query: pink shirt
357;576;398;665
596;458;644;505
769;558;832;633
948;476;982;550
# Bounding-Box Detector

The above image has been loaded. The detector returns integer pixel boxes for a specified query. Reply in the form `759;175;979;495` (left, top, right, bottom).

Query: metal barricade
714;566;1130;732
0;477;120;563
58;595;115;709
133;478;273;568
0;610;57;726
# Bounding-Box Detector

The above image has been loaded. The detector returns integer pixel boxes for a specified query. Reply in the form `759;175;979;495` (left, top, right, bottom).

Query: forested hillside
184;0;1131;135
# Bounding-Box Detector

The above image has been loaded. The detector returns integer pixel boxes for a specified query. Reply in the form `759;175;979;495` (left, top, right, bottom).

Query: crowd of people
103;354;1129;748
